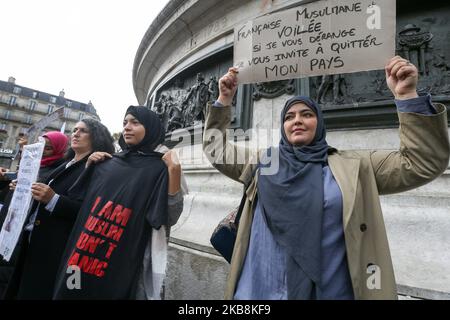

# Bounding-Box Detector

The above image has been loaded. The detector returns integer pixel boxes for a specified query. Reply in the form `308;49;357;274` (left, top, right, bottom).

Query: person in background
37;131;69;182
4;119;115;299
53;106;184;299
0;131;68;298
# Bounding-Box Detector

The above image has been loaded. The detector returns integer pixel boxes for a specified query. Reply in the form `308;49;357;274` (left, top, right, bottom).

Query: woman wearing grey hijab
203;56;449;300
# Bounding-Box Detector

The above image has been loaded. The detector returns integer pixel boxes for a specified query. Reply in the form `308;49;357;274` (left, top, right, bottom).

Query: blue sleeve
45;193;60;213
394;94;437;115
212;100;225;108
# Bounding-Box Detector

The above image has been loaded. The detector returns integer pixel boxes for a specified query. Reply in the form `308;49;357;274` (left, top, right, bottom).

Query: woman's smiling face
283;103;318;147
122;114;146;146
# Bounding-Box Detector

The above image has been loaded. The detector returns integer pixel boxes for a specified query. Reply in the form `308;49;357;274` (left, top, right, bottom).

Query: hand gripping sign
234;0;396;84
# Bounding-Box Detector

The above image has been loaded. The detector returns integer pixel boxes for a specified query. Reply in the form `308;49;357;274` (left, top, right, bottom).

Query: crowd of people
0;56;448;300
0;107;185;300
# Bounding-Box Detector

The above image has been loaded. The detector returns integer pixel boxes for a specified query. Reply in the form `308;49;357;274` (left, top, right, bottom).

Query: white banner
234;0;396;84
0;139;45;261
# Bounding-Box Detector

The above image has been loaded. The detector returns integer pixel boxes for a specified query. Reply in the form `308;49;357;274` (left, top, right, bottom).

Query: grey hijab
257;96;329;299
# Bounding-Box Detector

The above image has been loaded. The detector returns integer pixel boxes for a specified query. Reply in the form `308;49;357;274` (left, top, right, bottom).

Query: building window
9;96;17;106
78;113;84;120
4;111;11;120
13;87;21;94
47;105;54;114
29;101;37;111
66;101;72;107
25;115;33;124
0;123;7;131
50;96;57;104
32;92;38;99
64;109;70;118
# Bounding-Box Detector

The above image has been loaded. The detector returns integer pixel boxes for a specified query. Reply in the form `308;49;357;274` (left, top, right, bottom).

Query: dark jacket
0;157;66;299
5;156;88;299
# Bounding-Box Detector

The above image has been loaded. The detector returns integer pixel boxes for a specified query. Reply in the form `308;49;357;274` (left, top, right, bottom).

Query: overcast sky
0;0;169;134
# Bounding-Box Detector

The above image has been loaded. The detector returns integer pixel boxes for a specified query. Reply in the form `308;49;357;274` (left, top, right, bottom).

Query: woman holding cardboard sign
203;56;449;299
5;119;115;300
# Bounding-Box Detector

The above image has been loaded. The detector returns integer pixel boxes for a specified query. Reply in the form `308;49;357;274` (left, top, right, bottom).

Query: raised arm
202;68;258;184
368;56;449;194
161;149;185;227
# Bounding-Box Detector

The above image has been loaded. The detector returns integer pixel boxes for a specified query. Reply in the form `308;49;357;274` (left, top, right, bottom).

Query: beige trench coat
203;101;449;300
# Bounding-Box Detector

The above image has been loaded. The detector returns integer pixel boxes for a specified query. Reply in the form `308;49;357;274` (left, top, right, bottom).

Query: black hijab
118;105;165;156
257;96;329;299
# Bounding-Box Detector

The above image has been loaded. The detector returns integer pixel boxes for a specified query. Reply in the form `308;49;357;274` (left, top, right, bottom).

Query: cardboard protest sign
234;0;396;84
0;139;45;261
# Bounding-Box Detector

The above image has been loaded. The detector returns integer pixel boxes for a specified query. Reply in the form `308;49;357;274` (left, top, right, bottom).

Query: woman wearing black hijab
203;56;449;300
4;119;115;300
53;106;172;299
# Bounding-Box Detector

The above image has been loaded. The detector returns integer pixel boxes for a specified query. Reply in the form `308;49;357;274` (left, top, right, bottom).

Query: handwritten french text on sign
234;0;396;84
0;139;45;261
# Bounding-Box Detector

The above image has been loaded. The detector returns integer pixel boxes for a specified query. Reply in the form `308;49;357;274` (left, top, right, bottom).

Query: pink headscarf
41;131;69;167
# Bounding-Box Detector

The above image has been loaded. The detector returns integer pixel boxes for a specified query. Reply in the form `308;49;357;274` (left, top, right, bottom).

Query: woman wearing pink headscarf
1;131;69;184
38;131;69;182
0;131;68;299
